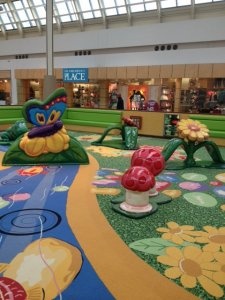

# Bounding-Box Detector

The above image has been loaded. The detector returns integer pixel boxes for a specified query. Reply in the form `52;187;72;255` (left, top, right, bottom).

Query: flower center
188;125;200;132
209;234;225;244
170;228;181;234
180;258;202;277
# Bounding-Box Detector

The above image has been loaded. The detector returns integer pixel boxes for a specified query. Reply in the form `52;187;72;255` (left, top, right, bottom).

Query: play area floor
1;132;225;299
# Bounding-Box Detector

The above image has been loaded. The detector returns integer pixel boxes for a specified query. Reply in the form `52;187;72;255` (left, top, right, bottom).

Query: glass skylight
0;0;223;35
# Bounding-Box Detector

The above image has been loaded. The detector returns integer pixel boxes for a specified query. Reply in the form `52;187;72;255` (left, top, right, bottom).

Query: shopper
117;94;124;110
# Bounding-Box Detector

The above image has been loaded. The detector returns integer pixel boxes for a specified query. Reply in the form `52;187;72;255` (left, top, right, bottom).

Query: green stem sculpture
91;118;139;150
162;137;225;169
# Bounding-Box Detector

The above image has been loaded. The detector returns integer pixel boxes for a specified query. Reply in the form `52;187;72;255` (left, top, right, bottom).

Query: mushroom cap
121;166;155;192
0;277;27;300
131;146;165;176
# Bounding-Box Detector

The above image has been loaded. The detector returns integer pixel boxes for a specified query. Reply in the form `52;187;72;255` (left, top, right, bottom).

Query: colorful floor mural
0;144;114;300
76;133;225;300
1;133;225;299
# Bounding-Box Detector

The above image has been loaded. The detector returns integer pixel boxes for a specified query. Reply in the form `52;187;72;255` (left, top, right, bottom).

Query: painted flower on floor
76;134;115;142
177;119;209;142
156;221;198;245
213;252;225;285
157;246;224;298
92;168;123;195
210;181;223;187
213;186;225;198
220;204;225;211
86;145;132;157
194;226;225;252
215;173;225;183
161;189;182;198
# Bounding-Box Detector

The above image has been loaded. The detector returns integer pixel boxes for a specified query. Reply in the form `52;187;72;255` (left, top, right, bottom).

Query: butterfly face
22;88;67;127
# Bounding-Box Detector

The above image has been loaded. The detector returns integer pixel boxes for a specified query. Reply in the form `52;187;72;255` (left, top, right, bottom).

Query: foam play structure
2;88;89;166
0;120;28;145
162;118;225;169
91;117;139;150
112;146;172;219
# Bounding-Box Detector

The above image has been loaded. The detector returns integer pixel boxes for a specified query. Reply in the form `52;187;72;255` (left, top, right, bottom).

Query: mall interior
0;0;225;113
1;2;225;300
0;0;225;137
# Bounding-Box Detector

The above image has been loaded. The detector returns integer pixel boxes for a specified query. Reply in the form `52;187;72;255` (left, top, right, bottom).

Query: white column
10;66;17;105
43;0;56;98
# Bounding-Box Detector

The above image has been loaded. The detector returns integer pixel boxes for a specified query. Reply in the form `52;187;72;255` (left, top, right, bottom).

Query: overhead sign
63;68;88;83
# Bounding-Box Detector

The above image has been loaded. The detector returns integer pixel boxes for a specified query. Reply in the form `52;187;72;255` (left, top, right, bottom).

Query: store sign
63;68;88;83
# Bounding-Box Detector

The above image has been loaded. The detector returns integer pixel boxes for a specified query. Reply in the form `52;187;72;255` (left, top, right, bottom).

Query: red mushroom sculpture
131;146;165;196
120;165;155;213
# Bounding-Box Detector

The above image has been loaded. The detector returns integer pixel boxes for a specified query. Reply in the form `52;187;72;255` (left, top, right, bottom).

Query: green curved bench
0;106;122;133
189;114;225;139
0;106;23;125
62;108;123;129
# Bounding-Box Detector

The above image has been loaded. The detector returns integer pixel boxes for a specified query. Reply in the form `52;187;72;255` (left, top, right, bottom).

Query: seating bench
189;114;225;139
62;108;123;132
0;106;122;134
0;106;24;128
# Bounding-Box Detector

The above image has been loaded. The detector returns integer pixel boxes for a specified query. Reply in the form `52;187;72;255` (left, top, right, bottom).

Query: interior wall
0;15;225;104
1;47;225;71
0;16;225;55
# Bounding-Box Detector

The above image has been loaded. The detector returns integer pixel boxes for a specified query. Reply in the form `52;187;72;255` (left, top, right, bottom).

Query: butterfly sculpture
2;88;89;165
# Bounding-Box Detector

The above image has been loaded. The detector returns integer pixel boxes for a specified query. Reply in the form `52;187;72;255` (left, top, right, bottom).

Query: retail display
73;84;100;108
164;114;180;137
159;87;174;112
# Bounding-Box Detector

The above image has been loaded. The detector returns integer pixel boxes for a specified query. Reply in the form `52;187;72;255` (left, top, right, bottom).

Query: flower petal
180;274;197;288
157;255;179;267
180;233;195;243
201;262;220;271
213;271;225;285
165;267;182;279
161;232;172;240
183;129;191;136
156;227;169;233
180;225;195;231
183;246;202;259
194;236;209;243
203;243;220;253
167;221;179;229
214;252;225;263
171;235;183;245
198;251;214;263
203;226;216;234
218;227;225;233
187;231;206;237
202;269;214;280
166;247;183;260
198;275;224;298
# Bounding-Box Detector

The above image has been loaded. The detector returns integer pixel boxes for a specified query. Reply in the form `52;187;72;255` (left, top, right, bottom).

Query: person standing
117;93;124;110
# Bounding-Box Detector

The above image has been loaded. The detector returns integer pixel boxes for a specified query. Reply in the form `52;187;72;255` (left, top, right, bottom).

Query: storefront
0;70;11;105
12;65;225;115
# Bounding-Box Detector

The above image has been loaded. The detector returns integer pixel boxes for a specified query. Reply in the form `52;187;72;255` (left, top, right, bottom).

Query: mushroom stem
120;189;153;213
149;185;158;197
126;189;150;206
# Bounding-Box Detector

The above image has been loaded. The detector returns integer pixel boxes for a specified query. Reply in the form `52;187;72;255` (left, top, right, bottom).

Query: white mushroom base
120;189;153;213
149;186;159;197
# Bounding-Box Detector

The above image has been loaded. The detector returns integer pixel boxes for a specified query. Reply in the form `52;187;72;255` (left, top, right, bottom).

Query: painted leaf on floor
129;238;197;255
